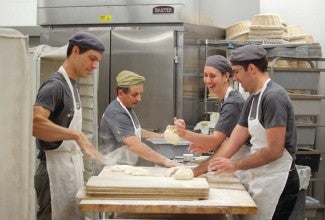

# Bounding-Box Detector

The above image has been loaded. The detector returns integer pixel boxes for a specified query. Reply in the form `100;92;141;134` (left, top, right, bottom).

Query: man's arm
174;118;227;153
192;124;249;176
208;126;286;173
123;135;181;167
33;106;104;162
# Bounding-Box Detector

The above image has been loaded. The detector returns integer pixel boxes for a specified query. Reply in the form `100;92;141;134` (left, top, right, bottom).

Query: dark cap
69;31;105;53
230;45;267;65
205;55;233;77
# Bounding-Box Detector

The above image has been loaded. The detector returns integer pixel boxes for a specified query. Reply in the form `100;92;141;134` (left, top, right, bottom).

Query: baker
207;45;299;219
95;70;180;174
173;55;251;185
33;32;106;220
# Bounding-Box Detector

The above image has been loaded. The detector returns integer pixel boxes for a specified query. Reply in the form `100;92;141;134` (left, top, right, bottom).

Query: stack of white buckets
200;112;219;135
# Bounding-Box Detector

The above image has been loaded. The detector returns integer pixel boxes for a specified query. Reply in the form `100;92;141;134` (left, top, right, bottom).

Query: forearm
182;130;224;150
141;128;163;139
234;146;282;170
234;126;286;170
129;141;170;165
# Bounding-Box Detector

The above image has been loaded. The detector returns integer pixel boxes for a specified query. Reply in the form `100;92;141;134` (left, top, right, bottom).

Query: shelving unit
268;56;325;219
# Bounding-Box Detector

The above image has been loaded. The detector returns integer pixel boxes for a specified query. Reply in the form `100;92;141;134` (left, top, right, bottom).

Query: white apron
45;66;85;220
222;86;251;188
104;98;141;166
244;79;292;220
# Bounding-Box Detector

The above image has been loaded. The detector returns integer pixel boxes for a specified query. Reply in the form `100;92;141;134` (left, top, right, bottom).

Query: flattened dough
110;165;150;176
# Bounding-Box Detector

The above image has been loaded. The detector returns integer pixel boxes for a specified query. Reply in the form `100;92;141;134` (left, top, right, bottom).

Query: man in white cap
207;45;299;219
33;31;105;220
96;70;180;173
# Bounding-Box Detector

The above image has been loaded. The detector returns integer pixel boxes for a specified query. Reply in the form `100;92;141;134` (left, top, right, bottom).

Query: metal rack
268;56;325;219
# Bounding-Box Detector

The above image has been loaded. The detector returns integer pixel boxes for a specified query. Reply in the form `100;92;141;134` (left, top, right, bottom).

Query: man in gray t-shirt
208;45;299;219
96;70;180;174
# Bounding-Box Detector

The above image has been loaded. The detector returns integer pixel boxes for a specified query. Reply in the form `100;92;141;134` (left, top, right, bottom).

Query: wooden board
77;187;257;215
86;174;209;200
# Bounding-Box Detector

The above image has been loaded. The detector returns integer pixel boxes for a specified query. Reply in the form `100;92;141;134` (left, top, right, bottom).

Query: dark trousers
272;164;300;220
34;160;52;220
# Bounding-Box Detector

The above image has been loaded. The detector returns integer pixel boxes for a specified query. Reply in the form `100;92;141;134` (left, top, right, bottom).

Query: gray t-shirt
215;90;245;137
34;72;80;159
238;80;297;158
98;99;140;155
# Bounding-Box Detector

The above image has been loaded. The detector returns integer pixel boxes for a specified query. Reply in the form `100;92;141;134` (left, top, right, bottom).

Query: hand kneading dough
164;125;180;145
173;167;194;180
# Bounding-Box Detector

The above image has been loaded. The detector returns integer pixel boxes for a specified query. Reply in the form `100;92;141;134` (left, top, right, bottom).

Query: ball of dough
173;167;194;180
164;125;180;145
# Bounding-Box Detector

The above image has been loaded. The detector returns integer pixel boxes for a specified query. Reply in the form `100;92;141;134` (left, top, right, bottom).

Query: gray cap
230;45;267;65
205;55;233;77
69;31;105;52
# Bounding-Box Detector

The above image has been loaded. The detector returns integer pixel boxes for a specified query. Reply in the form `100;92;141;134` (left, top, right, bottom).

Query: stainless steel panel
290;95;324;116
37;0;200;26
297;126;316;146
38;4;186;25
38;0;187;7
110;29;175;132
271;70;320;90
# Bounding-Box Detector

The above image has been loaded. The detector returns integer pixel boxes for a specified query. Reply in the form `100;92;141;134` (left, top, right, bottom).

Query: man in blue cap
33;31;105;220
208;45;299;219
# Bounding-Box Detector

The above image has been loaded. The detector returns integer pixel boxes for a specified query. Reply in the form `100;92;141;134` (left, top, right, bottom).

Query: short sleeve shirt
98;99;140;155
34;72;78;152
214;90;245;137
238;80;297;157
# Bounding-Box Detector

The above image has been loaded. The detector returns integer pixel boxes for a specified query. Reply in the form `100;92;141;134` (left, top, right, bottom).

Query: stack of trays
226;20;251;41
283;25;307;43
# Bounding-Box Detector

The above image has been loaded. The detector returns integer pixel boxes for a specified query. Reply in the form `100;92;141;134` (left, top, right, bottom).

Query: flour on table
124;167;150;176
110;165;134;172
110;165;150;176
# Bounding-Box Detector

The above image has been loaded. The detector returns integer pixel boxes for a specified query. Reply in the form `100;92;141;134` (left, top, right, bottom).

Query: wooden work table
77;166;257;219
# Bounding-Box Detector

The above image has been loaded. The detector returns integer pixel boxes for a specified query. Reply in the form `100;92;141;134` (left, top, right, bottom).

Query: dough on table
164;125;180;145
172;167;194;180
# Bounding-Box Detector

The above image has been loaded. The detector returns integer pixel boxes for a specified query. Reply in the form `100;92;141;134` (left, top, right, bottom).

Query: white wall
0;0;37;26
199;0;260;28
